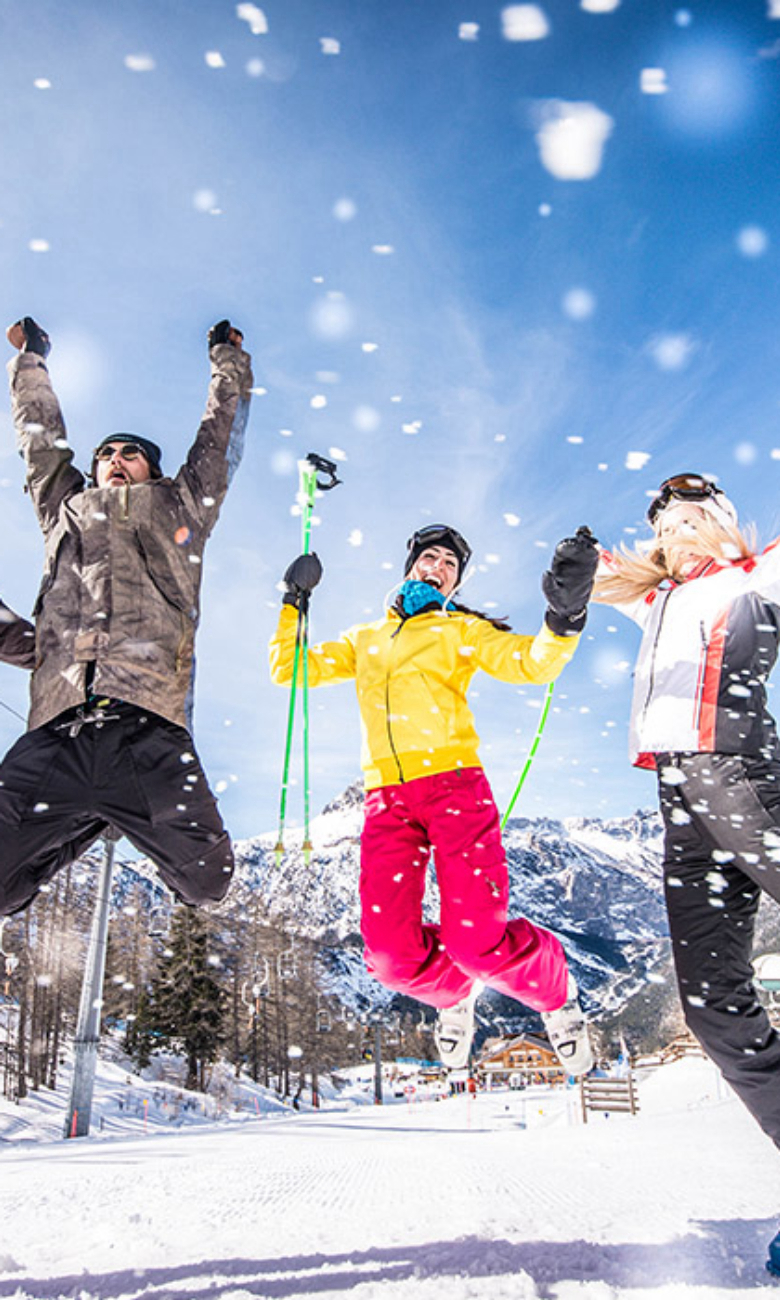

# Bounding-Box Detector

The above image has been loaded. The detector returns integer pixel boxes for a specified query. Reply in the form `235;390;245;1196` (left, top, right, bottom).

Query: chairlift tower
64;831;120;1139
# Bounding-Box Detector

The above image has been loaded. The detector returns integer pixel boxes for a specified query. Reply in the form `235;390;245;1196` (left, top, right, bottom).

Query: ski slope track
1;1058;779;1300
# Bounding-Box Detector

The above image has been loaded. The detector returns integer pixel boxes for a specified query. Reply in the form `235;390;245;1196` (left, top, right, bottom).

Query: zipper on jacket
384;621;405;783
692;620;708;730
640;590;671;727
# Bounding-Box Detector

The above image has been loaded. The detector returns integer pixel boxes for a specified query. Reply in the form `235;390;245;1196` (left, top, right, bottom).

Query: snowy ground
1;1057;779;1300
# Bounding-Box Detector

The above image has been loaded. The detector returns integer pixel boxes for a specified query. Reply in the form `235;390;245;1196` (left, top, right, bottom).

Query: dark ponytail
449;601;512;632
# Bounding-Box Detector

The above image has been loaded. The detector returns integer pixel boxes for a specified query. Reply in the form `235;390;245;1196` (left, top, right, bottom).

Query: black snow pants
0;702;234;915
657;750;780;1149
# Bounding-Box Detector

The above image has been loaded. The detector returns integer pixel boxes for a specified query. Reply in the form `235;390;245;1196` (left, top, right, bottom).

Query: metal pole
64;833;118;1139
373;1018;383;1105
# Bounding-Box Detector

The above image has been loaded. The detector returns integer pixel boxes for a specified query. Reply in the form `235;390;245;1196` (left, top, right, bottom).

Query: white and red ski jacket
603;541;780;768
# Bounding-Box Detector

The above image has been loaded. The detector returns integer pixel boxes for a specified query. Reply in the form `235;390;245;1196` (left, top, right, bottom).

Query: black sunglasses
95;443;148;462
647;474;724;526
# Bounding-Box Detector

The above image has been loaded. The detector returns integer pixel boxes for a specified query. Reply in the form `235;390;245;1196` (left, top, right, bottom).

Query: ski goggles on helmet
404;524;472;577
646;474;726;526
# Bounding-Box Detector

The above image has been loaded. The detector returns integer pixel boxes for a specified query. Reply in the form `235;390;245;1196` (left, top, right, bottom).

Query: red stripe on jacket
698;608;729;750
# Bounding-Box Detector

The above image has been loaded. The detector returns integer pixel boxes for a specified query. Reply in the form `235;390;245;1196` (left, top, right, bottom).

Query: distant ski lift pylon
277;947;297;982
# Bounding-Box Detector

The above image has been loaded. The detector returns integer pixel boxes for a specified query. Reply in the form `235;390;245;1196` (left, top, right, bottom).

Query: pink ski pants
359;767;568;1011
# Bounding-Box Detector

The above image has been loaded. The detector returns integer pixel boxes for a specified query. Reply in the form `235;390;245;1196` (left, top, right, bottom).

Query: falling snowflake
125;54;155;72
310;395;327;409
734;442;757;466
348;530;363;547
333;197;357;221
503;513;521;527
534;101;614;181
562;289;596;320
28;239;50;253
372;244;395;255
353;406;380;432
320;37;341;55
309;295;354;340
660;765;687;786
459;23;480;40
193;189;218;213
625;450;650;471
502;5;550;41
237;3;268;35
736;225;769;257
641;68;668;94
205;51;226;68
646;334;696;371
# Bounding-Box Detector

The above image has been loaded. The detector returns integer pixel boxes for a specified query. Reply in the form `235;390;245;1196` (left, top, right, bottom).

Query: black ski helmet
404;525;472;580
91;433;164;482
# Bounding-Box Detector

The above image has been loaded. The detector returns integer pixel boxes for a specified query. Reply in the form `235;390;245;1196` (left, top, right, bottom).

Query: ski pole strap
500;681;555;830
306;452;341;492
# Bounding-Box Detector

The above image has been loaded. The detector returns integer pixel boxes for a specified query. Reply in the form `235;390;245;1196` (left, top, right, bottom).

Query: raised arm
464;615;580;685
6;317;84;534
175;319;254;528
269;553;357;686
465;526;599;683
0;599;35;670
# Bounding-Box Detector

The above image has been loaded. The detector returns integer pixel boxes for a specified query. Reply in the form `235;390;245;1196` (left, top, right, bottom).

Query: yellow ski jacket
269;604;579;790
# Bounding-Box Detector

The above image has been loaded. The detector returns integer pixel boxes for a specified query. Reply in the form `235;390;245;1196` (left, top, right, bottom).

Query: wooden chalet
659;1031;705;1064
476;1032;567;1086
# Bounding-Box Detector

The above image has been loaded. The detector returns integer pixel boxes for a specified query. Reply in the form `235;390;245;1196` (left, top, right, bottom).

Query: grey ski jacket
7;341;253;731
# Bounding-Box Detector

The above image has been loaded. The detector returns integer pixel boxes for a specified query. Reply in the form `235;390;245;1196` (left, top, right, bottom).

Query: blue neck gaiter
397;579;447;618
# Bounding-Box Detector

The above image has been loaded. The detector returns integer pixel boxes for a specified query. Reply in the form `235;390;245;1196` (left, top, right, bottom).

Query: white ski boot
434;985;479;1070
541;973;593;1076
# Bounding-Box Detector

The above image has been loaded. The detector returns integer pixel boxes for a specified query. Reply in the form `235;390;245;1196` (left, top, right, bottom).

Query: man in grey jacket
0;316;253;915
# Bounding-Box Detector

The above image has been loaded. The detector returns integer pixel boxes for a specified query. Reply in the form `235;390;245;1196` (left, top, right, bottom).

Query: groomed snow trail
1;1059;778;1300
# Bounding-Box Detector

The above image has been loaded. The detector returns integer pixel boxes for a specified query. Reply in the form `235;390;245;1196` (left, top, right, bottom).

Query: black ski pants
657;750;780;1149
0;703;234;915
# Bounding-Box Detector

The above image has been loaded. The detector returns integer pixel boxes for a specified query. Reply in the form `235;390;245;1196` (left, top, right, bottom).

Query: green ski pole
274;453;341;866
500;680;555;830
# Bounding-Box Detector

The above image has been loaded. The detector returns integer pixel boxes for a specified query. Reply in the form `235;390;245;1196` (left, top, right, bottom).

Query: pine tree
143;906;226;1090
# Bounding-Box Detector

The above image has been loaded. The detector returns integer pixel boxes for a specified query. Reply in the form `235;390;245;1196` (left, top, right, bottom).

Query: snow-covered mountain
226;785;670;1025
124;783;780;1042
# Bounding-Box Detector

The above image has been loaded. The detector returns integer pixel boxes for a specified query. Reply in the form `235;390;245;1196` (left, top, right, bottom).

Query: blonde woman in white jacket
596;473;780;1270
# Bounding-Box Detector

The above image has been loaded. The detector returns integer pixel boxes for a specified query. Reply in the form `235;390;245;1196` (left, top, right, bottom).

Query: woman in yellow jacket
270;523;598;1070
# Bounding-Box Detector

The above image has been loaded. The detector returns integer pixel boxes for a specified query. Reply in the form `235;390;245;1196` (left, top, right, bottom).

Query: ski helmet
404;524;472;580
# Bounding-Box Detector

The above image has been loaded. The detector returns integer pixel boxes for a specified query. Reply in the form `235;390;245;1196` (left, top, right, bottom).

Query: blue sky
1;0;780;842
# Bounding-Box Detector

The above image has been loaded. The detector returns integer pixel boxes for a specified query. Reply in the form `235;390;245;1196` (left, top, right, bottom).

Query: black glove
17;317;51;359
283;553;323;609
208;319;243;348
542;526;599;636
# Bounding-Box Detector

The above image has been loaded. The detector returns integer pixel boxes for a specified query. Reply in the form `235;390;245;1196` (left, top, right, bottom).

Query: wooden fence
580;1073;639;1123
